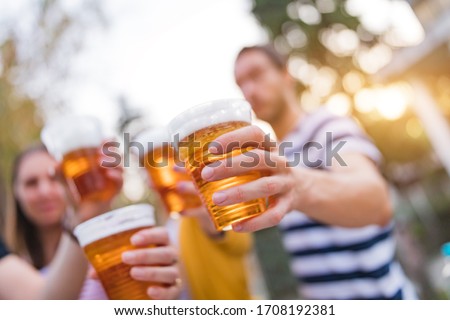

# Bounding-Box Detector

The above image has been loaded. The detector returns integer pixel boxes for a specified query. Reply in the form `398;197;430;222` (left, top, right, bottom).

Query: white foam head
41;115;104;161
168;99;252;146
73;204;155;247
133;127;170;157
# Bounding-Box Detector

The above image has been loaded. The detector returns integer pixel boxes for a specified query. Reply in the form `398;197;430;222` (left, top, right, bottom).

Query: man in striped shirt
200;45;416;299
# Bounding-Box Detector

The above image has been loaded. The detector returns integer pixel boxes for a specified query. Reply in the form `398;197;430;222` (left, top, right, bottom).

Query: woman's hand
121;227;181;300
76;159;123;223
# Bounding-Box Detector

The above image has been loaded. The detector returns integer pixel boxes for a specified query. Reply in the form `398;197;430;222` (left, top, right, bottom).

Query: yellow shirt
179;217;253;300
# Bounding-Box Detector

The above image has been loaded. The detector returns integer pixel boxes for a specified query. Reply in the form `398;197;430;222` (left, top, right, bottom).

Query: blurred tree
0;35;42;229
251;0;431;166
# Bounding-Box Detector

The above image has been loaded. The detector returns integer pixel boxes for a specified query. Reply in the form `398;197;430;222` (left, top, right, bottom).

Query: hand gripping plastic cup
74;204;156;300
168;99;267;231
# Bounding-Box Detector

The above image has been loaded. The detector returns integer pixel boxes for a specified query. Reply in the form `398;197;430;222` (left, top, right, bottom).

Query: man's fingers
211;176;290;206
209;125;271;154
232;196;291;232
201;149;288;182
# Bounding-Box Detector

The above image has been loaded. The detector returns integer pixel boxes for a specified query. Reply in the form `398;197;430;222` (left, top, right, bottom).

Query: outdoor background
1;0;450;299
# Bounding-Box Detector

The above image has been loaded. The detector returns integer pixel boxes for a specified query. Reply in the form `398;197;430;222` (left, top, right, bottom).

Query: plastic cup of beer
134;127;202;218
74;204;156;300
41;115;117;202
168;99;267;231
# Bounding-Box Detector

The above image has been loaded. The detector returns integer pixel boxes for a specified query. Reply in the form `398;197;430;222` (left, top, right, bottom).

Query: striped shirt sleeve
308;113;382;169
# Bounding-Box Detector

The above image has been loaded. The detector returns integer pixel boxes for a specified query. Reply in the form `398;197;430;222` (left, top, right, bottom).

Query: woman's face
14;151;66;228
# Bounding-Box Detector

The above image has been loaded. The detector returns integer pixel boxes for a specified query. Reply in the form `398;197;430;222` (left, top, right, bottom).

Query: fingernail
130;267;145;278
202;166;214;180
212;192;227;205
208;145;218;154
122;252;135;263
147;286;161;298
130;234;144;245
233;224;243;232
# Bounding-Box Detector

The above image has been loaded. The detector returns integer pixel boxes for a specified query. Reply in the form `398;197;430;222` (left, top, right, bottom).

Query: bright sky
0;0;424;135
64;0;266;133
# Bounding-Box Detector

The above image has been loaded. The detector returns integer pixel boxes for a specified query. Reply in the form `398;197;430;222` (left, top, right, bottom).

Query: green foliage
251;0;431;166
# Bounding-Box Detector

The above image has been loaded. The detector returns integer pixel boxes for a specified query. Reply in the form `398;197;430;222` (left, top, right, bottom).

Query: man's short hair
236;45;287;69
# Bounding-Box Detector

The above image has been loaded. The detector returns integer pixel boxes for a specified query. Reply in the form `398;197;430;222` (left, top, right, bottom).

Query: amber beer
41;115;116;202
169;99;267;231
74;204;156;300
134;128;202;216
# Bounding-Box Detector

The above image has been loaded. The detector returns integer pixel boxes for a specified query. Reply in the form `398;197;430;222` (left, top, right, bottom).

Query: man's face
234;50;289;123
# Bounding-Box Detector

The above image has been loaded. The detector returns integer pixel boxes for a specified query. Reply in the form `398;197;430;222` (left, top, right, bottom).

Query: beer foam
168;99;252;145
133;127;170;156
74;204;155;247
41;115;103;160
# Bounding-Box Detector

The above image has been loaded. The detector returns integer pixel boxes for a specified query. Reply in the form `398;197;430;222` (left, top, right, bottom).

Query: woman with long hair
2;144;181;299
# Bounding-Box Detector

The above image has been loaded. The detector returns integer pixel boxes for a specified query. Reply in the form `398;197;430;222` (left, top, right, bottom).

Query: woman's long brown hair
4;144;49;269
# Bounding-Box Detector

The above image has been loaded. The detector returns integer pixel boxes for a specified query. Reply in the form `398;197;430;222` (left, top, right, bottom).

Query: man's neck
271;101;302;141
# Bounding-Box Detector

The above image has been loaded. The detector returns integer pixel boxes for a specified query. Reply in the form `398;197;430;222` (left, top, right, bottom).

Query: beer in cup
74;204;156;300
41;115;117;202
133;127;202;217
168;99;267;231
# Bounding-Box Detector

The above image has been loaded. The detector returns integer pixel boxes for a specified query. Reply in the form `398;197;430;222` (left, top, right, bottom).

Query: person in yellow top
179;217;252;300
169;180;253;300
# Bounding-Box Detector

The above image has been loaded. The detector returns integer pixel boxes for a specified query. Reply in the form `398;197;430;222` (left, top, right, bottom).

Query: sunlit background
0;0;267;130
1;0;450;299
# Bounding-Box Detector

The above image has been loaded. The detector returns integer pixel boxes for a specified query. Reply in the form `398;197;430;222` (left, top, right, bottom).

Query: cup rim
41;114;104;160
73;203;155;247
168;99;252;148
132;127;171;156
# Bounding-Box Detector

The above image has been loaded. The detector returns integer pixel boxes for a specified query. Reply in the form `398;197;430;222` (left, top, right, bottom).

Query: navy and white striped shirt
278;108;416;299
